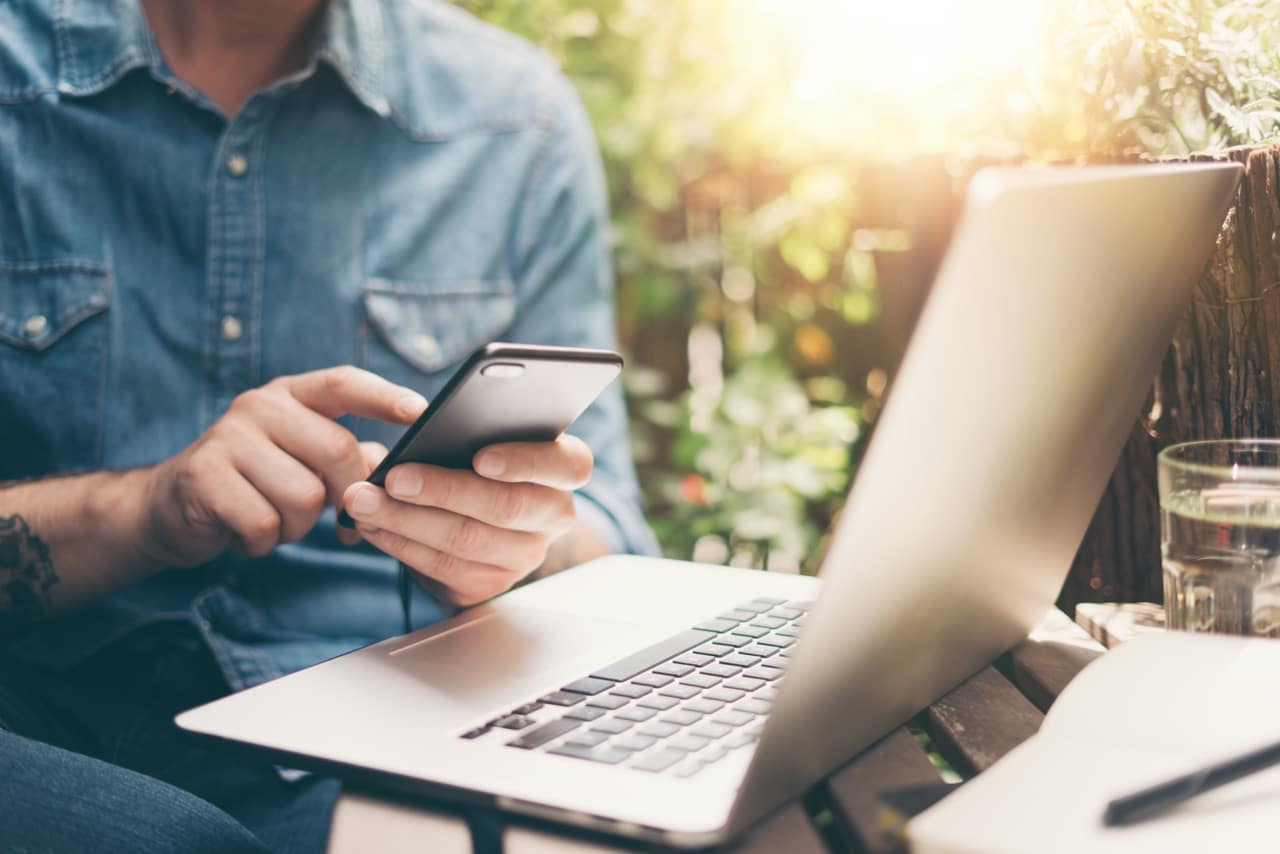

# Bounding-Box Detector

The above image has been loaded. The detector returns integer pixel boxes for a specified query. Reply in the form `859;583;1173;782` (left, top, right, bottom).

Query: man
0;0;655;851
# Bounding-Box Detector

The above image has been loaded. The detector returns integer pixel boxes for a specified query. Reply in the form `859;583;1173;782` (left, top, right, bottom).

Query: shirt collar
53;0;390;119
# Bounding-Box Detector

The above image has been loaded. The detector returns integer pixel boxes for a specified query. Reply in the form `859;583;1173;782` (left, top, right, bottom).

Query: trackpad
384;607;651;711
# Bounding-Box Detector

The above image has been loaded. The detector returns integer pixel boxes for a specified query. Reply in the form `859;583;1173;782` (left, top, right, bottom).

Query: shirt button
226;152;248;177
413;333;440;360
23;314;48;338
221;315;243;341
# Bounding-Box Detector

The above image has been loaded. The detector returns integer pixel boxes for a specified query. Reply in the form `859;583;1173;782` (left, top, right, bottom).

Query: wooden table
328;608;1110;853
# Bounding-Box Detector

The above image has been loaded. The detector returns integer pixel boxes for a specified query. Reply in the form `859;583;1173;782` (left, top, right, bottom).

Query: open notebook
908;631;1280;853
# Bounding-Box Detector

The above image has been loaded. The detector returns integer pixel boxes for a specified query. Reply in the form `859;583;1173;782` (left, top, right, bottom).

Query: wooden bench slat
1074;601;1164;648
327;791;473;854
502;802;828;854
823;726;943;853
1004;608;1105;712
925;666;1043;776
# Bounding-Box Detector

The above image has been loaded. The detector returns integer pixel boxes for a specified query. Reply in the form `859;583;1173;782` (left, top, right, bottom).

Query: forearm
0;470;159;626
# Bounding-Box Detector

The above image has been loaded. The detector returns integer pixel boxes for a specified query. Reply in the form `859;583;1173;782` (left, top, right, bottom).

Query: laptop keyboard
458;597;809;778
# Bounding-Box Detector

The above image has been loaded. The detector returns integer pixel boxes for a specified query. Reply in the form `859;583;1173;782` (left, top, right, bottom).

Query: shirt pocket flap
362;278;516;374
0;259;112;352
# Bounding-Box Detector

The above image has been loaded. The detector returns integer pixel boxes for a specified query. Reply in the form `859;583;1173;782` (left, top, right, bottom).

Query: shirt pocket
0;259;113;479
359;278;516;379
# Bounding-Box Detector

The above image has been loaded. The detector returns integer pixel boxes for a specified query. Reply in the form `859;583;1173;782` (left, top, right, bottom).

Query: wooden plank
729;802;830;854
1074;601;1164;648
1004;608;1105;712
327;790;472;854
925;667;1043;776
823;727;943;853
503;802;827;854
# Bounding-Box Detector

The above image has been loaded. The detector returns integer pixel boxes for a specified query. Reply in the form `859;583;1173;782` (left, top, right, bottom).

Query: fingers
230;390;380;507
279;365;427;425
343;483;548;575
339;442;390;546
194;462;282;558
354;523;521;607
379;464;576;534
472;434;593;490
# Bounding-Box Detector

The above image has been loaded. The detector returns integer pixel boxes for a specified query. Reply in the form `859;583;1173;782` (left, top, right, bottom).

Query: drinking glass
1160;440;1280;637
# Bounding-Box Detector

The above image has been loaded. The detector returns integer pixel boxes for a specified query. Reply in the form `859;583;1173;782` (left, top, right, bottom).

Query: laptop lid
728;162;1242;832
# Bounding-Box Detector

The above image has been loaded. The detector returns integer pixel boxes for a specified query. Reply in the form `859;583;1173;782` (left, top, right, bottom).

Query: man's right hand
138;366;427;570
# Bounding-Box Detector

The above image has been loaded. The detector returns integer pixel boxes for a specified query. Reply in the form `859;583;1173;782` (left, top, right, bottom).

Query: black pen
1103;738;1280;826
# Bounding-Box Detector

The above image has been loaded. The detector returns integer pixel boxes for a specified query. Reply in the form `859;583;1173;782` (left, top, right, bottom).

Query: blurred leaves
459;0;1280;571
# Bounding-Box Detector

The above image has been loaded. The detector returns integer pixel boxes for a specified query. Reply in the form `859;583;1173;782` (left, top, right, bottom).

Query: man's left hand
341;435;592;607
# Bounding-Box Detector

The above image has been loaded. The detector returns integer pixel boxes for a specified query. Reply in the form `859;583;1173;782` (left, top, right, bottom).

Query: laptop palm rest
383;606;650;713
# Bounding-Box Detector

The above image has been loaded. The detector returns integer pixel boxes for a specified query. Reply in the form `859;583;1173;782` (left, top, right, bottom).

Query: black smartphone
337;342;623;527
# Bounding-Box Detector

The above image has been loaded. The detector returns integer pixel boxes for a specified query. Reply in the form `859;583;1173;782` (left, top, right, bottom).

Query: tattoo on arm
0;514;58;622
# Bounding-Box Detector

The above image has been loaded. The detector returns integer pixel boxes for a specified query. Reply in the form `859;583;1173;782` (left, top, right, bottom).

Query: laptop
176;162;1241;847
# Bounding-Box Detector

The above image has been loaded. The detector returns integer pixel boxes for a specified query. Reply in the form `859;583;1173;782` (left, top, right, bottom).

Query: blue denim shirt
0;0;657;690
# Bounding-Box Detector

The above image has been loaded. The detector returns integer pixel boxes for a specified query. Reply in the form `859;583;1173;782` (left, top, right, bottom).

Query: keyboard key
540;691;584;706
734;601;773;613
662;710;702;726
638;721;681;738
637;694;679;711
696;618;739;633
565;730;610;748
753;596;788;605
720;653;758;669
703;687;745;704
715;710;754;727
549;744;631;765
564;706;608;722
774;627;799;638
757;634;794;648
725;731;757;748
673;652;714;668
684;698;725;715
669;734;711;752
591;718;633;735
492;714;536;730
757;686;780;701
674;762;704;779
737;699;772;715
739;645;778;658
680;673;719;689
609;684;651;699
693;643;736;658
771;607;803;620
513;702;543;715
776;649;794;659
585;694;628;710
460;726;489;739
590;629;711;682
652;662;694;678
791;600;814;610
692;722;732;740
632;672;673;688
507;718;580;749
698;745;729;766
658;683;700;700
724;676;765;692
631;748;685;773
615;706;657;723
613;734;658;752
701;663;741;679
729;625;769;639
744;665;784;681
751;617;786;630
717;609;756;622
710;634;750;648
562;677;615;696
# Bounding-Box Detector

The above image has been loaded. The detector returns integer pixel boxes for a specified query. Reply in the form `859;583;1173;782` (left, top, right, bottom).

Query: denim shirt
0;0;657;689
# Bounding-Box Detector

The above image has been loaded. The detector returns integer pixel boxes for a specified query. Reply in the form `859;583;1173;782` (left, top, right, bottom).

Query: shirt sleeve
505;71;659;557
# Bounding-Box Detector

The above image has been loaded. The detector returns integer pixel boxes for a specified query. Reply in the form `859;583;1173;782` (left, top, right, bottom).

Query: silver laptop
176;162;1241;847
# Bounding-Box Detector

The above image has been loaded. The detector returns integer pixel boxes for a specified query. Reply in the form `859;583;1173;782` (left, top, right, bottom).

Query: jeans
0;621;340;854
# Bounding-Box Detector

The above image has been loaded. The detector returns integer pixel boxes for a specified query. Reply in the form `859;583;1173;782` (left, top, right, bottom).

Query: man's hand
140;366;426;569
341;435;593;607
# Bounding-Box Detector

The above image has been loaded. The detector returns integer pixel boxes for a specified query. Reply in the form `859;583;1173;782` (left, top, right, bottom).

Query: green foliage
457;0;1280;571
